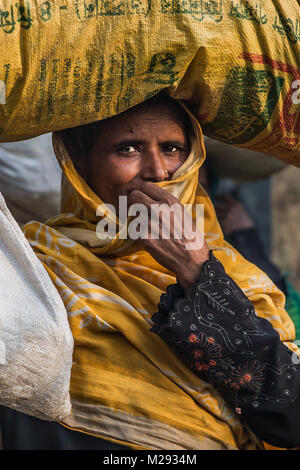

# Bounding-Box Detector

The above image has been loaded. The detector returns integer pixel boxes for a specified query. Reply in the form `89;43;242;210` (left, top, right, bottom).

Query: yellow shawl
23;107;298;450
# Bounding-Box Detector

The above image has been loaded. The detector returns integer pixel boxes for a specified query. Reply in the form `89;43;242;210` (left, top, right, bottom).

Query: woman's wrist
175;247;211;290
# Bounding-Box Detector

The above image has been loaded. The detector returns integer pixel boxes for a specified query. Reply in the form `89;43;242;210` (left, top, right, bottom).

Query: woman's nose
140;148;169;182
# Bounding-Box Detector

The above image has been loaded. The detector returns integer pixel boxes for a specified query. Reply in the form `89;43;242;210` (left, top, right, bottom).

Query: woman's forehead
96;102;189;141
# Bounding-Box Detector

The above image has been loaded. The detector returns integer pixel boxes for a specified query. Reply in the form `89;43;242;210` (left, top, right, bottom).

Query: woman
2;93;300;450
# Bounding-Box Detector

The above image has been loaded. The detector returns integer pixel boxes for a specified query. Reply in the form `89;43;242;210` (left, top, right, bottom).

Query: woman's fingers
140;181;178;205
128;183;182;215
128;188;179;241
127;182;209;288
128;188;153;207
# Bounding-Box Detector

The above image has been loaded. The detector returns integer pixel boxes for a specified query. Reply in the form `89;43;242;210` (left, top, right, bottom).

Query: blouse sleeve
150;251;300;449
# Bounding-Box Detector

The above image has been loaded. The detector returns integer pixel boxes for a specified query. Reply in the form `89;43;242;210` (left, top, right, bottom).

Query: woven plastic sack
0;134;61;224
0;193;73;421
0;0;299;165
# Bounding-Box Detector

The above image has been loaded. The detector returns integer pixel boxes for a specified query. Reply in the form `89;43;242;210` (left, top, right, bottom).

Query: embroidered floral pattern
187;332;222;373
231;360;265;393
190;332;221;359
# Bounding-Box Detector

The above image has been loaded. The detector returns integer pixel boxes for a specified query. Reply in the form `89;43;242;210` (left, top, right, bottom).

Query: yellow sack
0;0;299;165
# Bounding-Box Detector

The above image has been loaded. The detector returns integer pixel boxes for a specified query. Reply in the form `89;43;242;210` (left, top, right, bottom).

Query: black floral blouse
150;251;300;448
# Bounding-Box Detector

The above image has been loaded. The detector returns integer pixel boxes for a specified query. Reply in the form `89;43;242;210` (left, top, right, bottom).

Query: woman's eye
120;145;136;153
118;145;140;156
164;145;180;154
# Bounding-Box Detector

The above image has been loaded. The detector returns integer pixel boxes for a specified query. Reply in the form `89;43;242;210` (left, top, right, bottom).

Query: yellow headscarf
23;104;298;450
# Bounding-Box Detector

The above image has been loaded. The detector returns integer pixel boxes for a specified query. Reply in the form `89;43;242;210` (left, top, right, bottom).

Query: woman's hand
127;182;210;289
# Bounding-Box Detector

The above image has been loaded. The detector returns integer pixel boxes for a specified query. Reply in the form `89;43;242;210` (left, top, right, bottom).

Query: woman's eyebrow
110;139;187;149
161;140;187;147
109;139;145;149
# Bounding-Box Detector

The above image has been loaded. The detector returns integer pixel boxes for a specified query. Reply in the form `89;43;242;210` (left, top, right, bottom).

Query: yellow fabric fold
23;104;298;450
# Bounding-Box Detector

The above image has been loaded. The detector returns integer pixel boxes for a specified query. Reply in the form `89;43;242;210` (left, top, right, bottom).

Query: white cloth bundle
0;134;61;224
0;193;73;421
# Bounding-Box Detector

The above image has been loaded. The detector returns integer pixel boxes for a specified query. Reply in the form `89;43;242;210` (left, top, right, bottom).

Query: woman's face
85;101;189;209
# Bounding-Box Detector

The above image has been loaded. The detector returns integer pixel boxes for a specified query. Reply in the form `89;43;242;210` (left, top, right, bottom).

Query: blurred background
272;166;300;292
